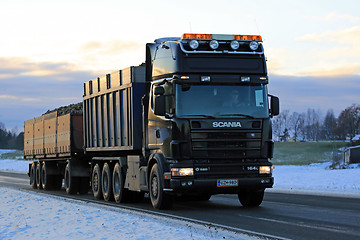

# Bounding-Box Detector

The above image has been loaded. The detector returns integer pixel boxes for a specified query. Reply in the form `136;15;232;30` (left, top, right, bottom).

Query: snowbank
0;187;249;240
269;163;360;197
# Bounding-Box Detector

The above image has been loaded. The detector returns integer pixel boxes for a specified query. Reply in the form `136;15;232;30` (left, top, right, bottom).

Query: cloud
295;26;360;45
305;11;360;22
268;74;360;116
80;40;142;55
0;58;96;129
0;57;96;80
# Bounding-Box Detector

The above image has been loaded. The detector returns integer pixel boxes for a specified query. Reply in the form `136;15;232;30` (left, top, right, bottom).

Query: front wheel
238;190;264;207
149;163;173;209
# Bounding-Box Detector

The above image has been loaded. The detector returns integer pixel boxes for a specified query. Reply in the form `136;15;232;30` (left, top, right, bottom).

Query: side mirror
154;95;165;116
270;95;280;116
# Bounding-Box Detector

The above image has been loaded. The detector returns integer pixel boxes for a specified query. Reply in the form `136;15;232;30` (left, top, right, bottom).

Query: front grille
191;129;262;159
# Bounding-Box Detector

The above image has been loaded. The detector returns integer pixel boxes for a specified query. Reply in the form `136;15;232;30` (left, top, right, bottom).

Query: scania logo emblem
212;121;242;128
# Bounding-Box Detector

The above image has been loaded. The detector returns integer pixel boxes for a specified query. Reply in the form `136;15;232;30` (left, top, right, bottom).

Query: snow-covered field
0;187;251;240
1;149;360;239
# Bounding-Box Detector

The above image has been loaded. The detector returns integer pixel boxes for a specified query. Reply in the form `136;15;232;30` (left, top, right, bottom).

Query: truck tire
92;164;102;199
30;162;37;189
36;162;42;189
112;163;129;203
41;162;53;190
102;163;113;201
149;163;173;209
64;163;77;194
238;190;264;207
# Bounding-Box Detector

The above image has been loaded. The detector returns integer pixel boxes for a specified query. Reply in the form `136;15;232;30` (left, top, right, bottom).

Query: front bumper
168;176;273;194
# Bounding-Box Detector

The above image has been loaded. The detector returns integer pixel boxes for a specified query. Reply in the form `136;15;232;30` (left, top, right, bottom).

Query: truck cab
145;34;279;208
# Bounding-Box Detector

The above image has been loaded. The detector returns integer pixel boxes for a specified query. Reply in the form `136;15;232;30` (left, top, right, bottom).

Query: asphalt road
1;171;359;240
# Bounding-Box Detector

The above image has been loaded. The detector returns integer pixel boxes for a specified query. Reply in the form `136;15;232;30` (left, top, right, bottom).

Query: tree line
273;104;360;142
0;122;24;150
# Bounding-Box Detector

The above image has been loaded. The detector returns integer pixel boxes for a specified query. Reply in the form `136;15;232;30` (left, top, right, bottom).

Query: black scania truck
25;33;279;209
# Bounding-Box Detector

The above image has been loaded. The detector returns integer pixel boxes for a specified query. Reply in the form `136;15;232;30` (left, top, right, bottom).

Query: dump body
24;112;83;159
83;65;146;153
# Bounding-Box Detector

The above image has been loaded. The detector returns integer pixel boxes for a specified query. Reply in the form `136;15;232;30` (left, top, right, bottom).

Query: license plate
217;179;238;187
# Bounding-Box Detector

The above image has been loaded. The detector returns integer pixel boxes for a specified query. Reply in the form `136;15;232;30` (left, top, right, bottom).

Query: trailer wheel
30;162;37;189
36;162;42;189
64;163;77;194
92;164;102;199
112;163;129;203
149;163;173;209
102;163;113;201
41;162;52;190
238;190;264;207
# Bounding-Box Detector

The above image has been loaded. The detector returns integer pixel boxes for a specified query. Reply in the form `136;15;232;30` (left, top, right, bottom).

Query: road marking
236;213;360;237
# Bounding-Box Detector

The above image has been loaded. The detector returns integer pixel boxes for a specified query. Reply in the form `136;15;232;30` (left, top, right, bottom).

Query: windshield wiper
218;114;255;119
181;114;216;119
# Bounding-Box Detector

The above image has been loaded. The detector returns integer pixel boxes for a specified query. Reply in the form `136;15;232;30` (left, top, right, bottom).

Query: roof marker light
182;33;213;39
235;35;262;41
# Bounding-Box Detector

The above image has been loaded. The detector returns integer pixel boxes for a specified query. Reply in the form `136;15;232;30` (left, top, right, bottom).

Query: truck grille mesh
190;129;262;159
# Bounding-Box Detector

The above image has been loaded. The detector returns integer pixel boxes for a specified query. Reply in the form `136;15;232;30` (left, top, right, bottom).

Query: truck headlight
259;166;271;174
171;168;194;176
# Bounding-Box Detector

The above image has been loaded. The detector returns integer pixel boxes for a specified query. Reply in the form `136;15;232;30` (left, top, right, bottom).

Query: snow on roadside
0;187;250;240
269;163;360;197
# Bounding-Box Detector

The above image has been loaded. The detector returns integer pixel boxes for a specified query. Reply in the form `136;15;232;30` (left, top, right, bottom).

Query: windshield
176;84;269;118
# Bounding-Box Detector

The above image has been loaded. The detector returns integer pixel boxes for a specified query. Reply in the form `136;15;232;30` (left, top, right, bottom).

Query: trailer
26;33;279;209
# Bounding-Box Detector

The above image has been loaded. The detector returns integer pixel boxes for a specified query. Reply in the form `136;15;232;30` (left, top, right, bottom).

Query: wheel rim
151;175;158;198
93;172;99;192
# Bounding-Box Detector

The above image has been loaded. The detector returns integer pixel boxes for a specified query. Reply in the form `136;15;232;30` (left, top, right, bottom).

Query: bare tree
322;109;336;140
290;112;305;141
272;109;290;141
336;104;360;140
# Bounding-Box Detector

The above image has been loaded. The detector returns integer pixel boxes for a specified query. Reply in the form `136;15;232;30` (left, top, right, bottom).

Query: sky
0;0;360;130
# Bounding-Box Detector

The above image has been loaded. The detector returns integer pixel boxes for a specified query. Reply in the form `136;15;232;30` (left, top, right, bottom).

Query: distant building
344;145;360;164
351;135;360;145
